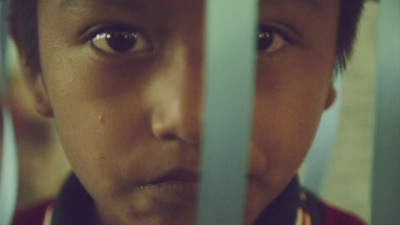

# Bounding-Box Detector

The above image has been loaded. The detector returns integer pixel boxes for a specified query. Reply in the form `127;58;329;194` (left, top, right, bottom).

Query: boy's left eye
257;26;286;53
90;26;151;54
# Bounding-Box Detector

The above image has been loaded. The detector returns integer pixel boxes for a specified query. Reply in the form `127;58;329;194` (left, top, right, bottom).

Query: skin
19;0;339;224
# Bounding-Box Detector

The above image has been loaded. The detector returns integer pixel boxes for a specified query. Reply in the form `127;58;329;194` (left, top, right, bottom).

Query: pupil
106;30;137;52
258;27;274;51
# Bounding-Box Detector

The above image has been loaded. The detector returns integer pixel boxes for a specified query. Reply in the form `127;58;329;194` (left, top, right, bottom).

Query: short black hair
336;0;366;70
10;0;365;75
10;0;39;74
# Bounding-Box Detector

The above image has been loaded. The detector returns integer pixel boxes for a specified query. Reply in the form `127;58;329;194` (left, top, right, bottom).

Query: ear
20;62;54;118
9;12;54;118
22;71;54;118
324;84;336;110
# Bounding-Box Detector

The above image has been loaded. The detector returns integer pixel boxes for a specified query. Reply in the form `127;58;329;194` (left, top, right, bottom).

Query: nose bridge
151;43;204;145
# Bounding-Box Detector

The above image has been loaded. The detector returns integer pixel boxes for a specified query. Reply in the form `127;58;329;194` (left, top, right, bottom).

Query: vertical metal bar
197;0;258;224
371;0;400;224
0;109;18;225
0;0;19;224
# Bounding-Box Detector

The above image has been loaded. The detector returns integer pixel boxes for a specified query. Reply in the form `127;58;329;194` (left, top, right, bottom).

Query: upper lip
148;168;199;185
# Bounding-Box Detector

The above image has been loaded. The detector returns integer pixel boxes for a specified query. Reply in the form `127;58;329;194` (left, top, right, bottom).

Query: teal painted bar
1;0;19;225
197;0;258;224
0;108;18;225
371;0;400;224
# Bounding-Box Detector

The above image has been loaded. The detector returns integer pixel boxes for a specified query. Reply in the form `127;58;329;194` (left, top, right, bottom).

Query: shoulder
320;201;367;225
301;189;367;225
12;199;54;225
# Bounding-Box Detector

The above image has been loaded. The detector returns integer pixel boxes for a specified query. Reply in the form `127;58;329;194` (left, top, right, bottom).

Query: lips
139;168;199;201
149;168;199;184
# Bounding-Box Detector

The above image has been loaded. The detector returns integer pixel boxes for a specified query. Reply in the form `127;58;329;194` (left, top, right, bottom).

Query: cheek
250;63;331;174
39;48;154;198
250;26;336;177
244;60;332;223
251;96;322;175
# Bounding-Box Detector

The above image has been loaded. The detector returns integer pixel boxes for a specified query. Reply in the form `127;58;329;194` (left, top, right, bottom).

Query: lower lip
140;181;199;201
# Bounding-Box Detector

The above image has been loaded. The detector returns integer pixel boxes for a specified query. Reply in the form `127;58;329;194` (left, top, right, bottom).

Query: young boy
10;0;367;224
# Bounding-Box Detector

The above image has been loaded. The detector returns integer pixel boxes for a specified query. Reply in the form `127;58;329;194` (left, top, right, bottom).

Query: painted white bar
371;0;400;224
0;108;18;225
0;1;19;224
197;0;258;224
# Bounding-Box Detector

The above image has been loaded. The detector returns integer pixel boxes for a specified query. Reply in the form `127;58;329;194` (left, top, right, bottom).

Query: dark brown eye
258;26;285;53
105;30;137;52
91;27;151;54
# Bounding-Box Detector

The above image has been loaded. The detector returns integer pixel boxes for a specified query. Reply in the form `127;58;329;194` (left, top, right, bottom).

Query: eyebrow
58;0;146;10
59;0;321;9
260;0;322;10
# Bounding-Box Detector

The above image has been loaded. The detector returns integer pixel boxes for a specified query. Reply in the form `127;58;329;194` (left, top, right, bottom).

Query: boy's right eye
257;25;287;54
89;26;152;54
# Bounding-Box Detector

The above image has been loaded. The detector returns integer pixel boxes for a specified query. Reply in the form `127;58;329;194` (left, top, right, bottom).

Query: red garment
323;203;366;225
12;200;52;225
12;175;366;225
12;200;366;225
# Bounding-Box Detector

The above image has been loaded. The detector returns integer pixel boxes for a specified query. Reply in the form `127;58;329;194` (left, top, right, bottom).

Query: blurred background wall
322;1;379;223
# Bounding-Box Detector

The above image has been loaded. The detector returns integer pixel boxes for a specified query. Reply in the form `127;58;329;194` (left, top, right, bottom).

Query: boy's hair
10;0;365;75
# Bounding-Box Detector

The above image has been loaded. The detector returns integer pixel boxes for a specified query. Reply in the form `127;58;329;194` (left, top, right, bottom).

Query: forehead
54;0;326;11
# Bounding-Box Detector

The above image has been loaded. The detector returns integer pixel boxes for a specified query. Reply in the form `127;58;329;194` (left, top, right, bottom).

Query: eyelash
85;24;152;56
266;26;294;44
257;24;294;57
85;24;294;57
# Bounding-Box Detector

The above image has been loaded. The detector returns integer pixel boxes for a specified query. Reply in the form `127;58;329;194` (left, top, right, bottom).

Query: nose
151;45;204;146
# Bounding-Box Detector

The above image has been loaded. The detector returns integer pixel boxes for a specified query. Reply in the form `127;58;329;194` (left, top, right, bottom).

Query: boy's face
32;0;338;224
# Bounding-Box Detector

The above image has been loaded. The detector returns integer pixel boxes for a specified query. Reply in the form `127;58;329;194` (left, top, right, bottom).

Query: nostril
152;115;202;145
159;132;178;141
151;114;180;141
150;83;202;145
